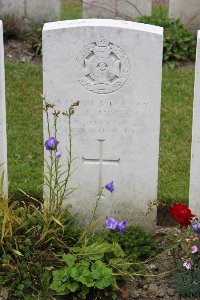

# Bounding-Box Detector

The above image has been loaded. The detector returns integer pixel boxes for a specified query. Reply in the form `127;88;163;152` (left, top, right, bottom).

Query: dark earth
1;39;197;300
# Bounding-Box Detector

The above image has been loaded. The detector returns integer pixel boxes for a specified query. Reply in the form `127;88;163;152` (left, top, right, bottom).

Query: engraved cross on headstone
82;139;120;193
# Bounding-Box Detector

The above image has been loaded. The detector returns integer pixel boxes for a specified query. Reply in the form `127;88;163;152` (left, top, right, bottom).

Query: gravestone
0;21;8;196
169;0;200;35
83;0;152;20
189;31;200;217
0;0;61;32
43;19;163;230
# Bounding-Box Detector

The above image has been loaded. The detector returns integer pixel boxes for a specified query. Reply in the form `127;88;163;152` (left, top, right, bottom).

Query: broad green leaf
66;281;79;292
109;258;130;270
70;246;81;253
112;242;125;258
70;242;112;260
92;260;113;289
70;260;94;287
50;281;69;294
52;267;70;281
62;254;76;268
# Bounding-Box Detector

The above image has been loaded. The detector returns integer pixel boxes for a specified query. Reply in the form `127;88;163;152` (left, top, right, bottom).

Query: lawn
6;62;42;199
158;66;194;204
61;0;82;20
4;1;195;204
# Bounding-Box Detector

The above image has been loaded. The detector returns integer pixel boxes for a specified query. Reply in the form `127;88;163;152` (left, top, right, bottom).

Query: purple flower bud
192;245;198;254
44;137;59;151
55;151;61;158
117;220;127;233
183;261;192;270
105;181;114;193
192;222;200;234
105;218;118;230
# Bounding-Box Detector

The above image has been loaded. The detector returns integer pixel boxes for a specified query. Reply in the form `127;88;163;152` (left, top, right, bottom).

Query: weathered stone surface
0;0;61;32
169;0;200;35
0;0;24;19
189;31;200;216
83;0;152;20
0;20;7;196
43;19;163;231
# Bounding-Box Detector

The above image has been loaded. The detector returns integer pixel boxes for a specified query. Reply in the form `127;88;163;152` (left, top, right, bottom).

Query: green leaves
51;256;114;295
106;225;157;261
175;265;200;297
50;240;122;296
92;261;113;289
71;260;94;288
70;241;112;260
112;242;125;258
62;254;76;268
50;267;70;294
136;12;196;66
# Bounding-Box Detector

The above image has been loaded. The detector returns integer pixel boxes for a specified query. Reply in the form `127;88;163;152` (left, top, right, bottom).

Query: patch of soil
117;226;198;300
4;38;42;64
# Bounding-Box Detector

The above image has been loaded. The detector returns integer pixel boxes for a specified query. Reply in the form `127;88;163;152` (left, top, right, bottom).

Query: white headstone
43;19;163;230
83;0;152;20
0;21;8;196
189;31;200;216
169;0;200;35
0;0;61;32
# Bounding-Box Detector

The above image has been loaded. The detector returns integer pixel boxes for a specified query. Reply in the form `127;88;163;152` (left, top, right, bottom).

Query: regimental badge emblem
75;39;130;94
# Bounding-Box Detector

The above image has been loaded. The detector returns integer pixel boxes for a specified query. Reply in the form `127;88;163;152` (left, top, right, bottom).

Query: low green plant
27;26;42;56
0;201;84;299
175;265;200;298
136;13;196;66
0;100;82;298
105;225;157;261
50;241;128;298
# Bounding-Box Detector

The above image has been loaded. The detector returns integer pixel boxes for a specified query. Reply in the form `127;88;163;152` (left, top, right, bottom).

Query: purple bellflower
55;151;61;158
192;222;200;234
117;220;127;233
45;137;59;151
105;181;114;193
105;218;118;230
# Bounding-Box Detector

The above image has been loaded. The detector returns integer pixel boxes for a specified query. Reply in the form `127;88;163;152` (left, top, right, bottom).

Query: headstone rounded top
43;19;163;35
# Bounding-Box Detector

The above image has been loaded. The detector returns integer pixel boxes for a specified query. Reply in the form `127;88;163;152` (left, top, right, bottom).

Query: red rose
169;204;195;227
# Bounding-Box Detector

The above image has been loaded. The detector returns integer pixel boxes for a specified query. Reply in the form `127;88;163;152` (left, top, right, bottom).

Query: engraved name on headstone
43;19;163;230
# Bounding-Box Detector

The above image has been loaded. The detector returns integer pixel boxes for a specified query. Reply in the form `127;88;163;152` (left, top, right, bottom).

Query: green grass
152;3;168;18
6;62;43;199
5;61;195;204
61;1;82;20
158;66;194;204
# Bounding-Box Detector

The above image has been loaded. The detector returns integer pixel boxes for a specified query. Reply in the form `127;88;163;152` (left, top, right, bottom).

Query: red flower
169;204;195;227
